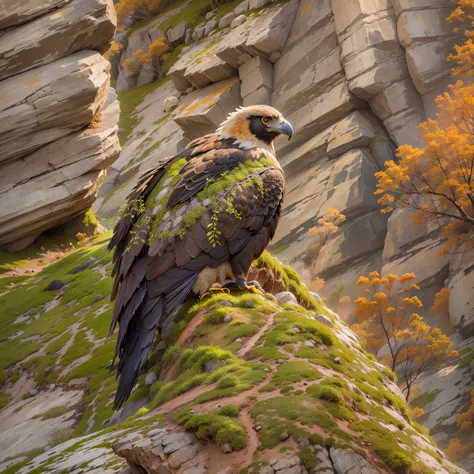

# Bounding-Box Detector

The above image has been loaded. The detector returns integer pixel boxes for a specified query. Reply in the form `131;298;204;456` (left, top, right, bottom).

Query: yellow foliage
312;276;325;292
411;407;425;419
115;0;166;24
457;390;474;432
104;41;123;61
352;272;456;400
375;1;474;253
124;37;169;76
430;288;450;314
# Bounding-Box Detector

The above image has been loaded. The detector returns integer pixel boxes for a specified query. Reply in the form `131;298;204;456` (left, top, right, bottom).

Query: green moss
61;330;94;367
175;409;247;450
0;391;11;409
248;346;289;362
32;405;70;420
383;366;398;382
260;361;322;392
297;447;318;469
307;384;343;404
459;350;474;368
117;77;169;145
410;390;441;409
218;404;239;417
218;374;239;389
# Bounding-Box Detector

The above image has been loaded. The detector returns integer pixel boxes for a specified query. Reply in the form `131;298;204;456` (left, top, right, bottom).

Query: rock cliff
0;0;120;252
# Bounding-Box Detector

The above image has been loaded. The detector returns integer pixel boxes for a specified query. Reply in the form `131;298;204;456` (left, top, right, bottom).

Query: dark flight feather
109;131;285;409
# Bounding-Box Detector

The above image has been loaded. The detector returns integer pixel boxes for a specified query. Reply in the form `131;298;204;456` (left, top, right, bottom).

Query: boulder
274;291;298;305
246;0;299;57
169;36;237;91
0;85;119;252
145;372;157;387
204;20;217;36
231;15;247;29
0;51;111;165
167;20;187;44
239;56;274;98
46;280;65;291
0;0;116;81
0;0;68;29
330;447;379;474
234;0;249;15
174;78;241;140
218;12;235;29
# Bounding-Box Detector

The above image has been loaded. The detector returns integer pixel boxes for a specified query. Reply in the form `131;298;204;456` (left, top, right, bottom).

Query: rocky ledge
0;0;120;252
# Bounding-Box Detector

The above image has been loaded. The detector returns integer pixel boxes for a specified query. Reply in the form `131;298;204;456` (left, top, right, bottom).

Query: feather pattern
109;115;286;409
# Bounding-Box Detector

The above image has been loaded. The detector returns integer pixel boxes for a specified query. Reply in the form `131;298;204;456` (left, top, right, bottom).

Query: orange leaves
351;271;456;399
448;0;474;76
430;287;450;314
104;41;123;61
374;80;474;251
411;407;425;419
124;36;169;76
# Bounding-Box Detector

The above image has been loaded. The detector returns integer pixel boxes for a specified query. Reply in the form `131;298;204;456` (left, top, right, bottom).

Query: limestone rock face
0;0;116;81
0;0;118;251
0;0;68;29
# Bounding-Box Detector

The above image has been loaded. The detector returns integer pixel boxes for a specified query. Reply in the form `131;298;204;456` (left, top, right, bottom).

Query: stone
249;0;271;8
397;8;455;49
163;433;197;454
164;96;179;111
313;315;333;328
168;443;202;469
192;27;205;42
174;78;241;140
235;338;243;343
169;37;237;91
223;315;232;323
205;360;222;373
246;0;299;56
304;340;315;348
406;37;458;95
280;432;290;441
292;327;301;334
145;372;157;387
93;294;105;303
0;0;69;30
326;111;388;159
185;28;193;43
220;300;233;307
330;447;378;474
0;0;116;81
0;51;110;165
46;280;65;291
231;15;247;29
221;443;233;454
334;357;341;364
219;12;236;29
29;389;39;396
234;0;249;15
239;56;274;98
272;456;301;471
243;86;272;106
73;257;97;274
312;210;388;277
274;291;298;305
204;20;217;36
167;20;187;44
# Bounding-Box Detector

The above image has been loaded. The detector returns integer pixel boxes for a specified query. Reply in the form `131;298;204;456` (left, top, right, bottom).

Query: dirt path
240;408;259;466
238;309;279;359
176;309;206;346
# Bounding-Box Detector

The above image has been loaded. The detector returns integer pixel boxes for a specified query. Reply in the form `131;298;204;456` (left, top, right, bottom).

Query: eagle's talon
201;287;230;299
221;277;265;296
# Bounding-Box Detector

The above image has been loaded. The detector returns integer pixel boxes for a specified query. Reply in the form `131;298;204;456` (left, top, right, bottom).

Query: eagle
108;105;292;409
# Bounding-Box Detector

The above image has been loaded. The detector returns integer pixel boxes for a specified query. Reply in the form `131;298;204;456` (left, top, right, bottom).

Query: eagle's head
217;105;293;153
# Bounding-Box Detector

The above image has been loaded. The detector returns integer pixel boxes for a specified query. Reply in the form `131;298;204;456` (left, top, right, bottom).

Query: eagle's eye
261;117;271;125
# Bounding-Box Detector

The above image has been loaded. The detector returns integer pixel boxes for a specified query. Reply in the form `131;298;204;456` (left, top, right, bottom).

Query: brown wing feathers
109;135;285;409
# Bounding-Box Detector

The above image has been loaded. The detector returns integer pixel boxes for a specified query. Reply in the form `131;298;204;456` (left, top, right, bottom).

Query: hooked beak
270;119;293;141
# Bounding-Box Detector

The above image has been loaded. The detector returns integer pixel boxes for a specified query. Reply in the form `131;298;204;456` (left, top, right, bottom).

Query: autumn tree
124;38;169;78
352;272;457;400
104;41;124;62
374;0;474;253
307;208;345;270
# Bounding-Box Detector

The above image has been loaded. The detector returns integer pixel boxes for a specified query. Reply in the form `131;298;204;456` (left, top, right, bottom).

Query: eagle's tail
113;269;198;410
